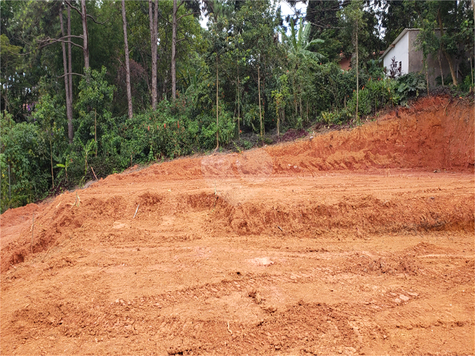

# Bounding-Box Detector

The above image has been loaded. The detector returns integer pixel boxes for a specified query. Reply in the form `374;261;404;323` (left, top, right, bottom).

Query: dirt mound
1;96;474;355
1;96;474;273
268;96;474;173
95;96;473;187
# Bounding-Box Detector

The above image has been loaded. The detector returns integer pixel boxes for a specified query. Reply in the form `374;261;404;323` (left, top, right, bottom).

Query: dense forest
1;0;473;212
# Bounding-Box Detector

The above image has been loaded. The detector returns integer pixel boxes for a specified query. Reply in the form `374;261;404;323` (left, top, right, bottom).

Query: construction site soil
1;95;474;355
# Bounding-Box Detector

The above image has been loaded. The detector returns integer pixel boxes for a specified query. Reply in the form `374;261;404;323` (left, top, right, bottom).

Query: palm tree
281;18;324;120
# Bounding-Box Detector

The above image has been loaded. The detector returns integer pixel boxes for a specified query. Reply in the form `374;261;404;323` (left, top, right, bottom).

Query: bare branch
62;40;85;49
177;11;197;22
177;0;185;11
176;36;194;46
86;13;104;25
64;0;104;25
38;37;84;50
57;72;85;79
158;10;172;26
308;20;343;29
64;0;82;17
39;35;84;42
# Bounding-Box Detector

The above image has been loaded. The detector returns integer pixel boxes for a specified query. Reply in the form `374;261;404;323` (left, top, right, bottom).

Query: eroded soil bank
1;96;474;355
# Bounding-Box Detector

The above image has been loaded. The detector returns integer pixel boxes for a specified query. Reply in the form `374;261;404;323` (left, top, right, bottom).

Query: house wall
408;30;424;73
408;30;452;87
382;29;455;87
383;31;410;75
339;57;351;71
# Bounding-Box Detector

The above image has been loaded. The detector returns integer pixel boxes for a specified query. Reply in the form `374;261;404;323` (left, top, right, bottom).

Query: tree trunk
216;55;219;149
299;95;303;122
438;49;444;86
238;71;241;140
122;0;133;118
171;0;178;100
49;138;54;189
153;0;158;100
292;73;298;118
149;0;158;110
426;66;430;95
237;61;240;140
440;49;457;86
67;5;73;109
94;109;97;156
258;64;263;139
306;101;309;123
60;4;73;144
470;56;474;91
437;9;457;86
81;0;89;70
355;16;359;124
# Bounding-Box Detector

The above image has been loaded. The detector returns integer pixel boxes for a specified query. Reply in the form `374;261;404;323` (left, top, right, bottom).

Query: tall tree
434;2;457;86
381;0;424;48
171;0;199;100
339;0;366;123
281;18;324;121
121;0;133;118
0;34;21;115
2;1;59;120
417;0;473;87
67;5;73;109
80;0;89;70
65;0;103;71
149;0;158;109
171;0;178;101
59;3;74;143
305;0;339;40
204;0;230;148
226;7;246;139
239;0;280;138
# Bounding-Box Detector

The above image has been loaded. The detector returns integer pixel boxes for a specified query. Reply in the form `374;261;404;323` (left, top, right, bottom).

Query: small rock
265;306;277;313
399;294;410;302
112;222;127;229
249;257;274;266
255;293;262;304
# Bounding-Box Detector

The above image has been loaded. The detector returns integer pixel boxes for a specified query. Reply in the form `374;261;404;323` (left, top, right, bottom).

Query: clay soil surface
1;96;474;355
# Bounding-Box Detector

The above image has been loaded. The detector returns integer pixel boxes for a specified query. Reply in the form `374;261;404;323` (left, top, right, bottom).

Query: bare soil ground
1;96;474;355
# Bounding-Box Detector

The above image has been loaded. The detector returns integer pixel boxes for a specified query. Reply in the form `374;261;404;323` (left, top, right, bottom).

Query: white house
380;28;453;86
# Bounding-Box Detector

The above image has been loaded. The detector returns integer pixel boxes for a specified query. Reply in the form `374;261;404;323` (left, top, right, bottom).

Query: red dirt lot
1;96;474;355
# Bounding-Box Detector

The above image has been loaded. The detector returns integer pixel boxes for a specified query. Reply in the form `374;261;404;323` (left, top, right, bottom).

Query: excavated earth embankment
1;96;474;355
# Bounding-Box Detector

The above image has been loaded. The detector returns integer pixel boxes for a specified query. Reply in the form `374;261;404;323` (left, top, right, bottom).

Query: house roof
380;28;420;60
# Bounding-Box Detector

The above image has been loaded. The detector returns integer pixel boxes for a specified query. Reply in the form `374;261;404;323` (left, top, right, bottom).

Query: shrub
0;114;50;212
345;77;396;118
395;72;426;105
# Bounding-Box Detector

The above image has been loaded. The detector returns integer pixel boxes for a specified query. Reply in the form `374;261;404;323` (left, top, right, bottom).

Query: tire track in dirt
4;182;473;273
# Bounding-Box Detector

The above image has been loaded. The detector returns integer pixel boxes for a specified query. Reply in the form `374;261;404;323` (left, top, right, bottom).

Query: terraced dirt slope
1;96;474;355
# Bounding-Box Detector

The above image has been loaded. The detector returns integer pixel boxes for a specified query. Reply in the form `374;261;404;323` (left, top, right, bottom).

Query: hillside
1;95;474;355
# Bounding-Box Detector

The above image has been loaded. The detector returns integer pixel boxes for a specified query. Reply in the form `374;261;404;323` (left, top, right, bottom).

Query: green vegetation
0;0;473;212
